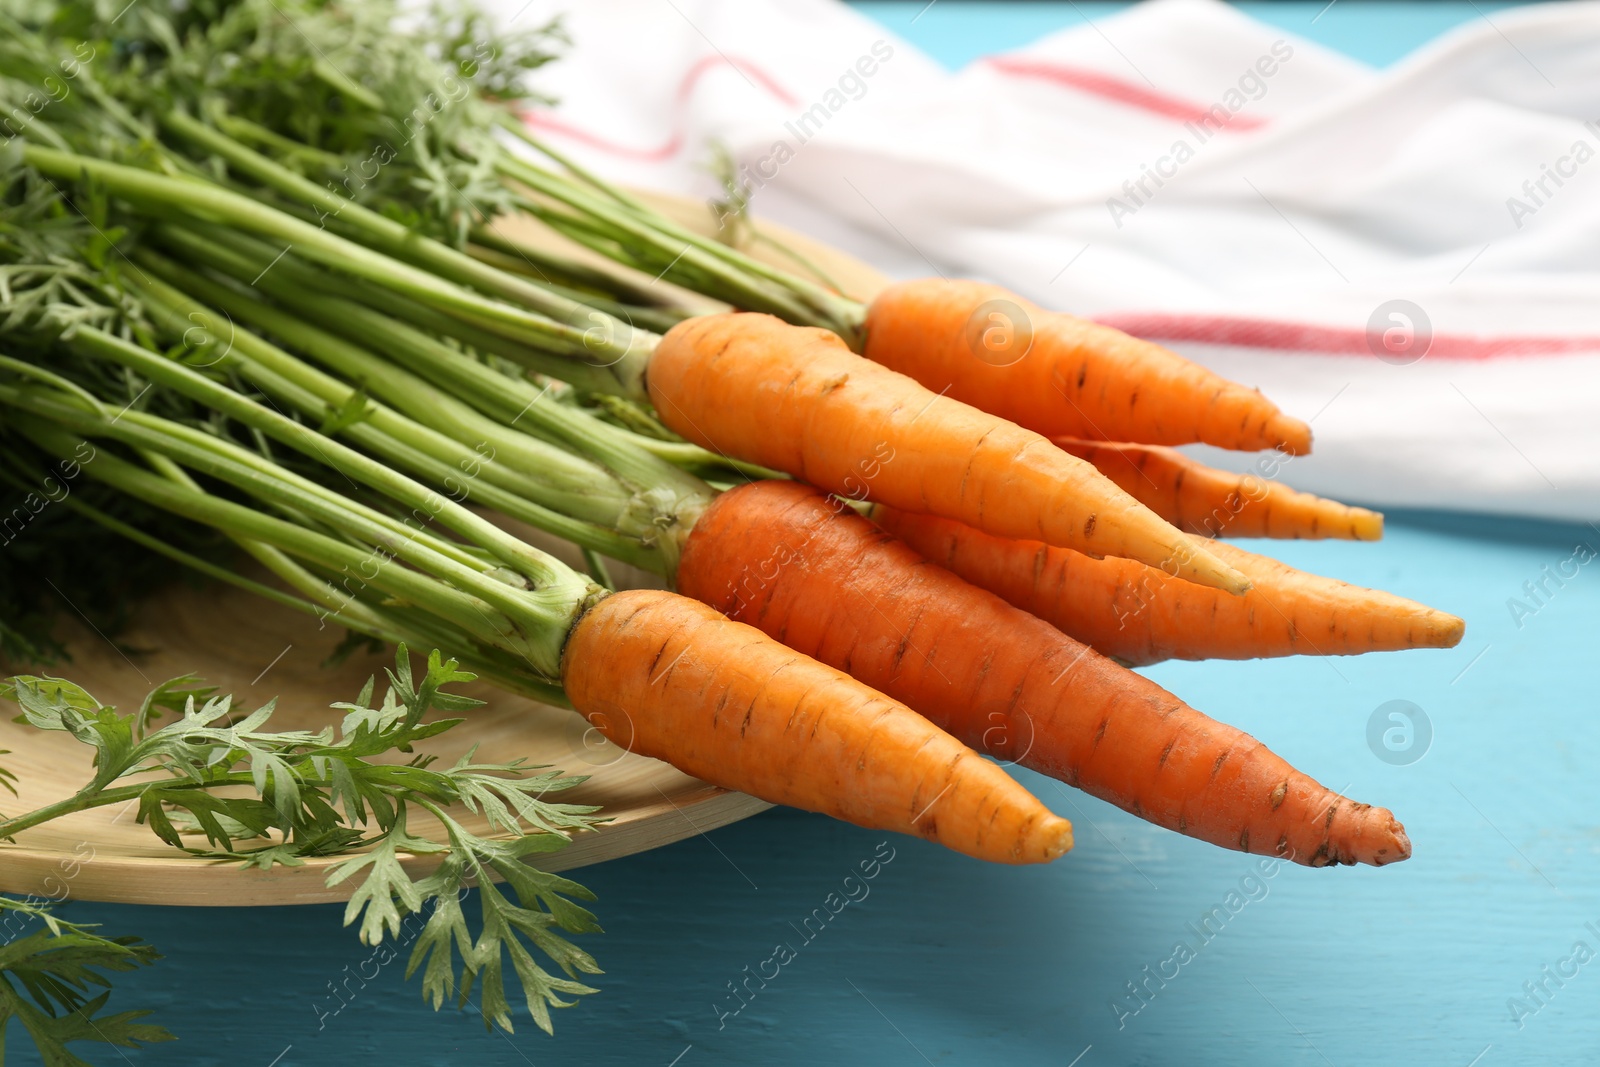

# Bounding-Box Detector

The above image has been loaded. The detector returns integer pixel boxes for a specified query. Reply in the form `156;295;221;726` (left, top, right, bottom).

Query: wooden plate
0;195;889;906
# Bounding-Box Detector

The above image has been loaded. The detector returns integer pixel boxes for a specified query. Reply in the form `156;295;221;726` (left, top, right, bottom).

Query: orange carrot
561;588;1074;865
873;506;1464;666
677;482;1408;866
1056;438;1383;540
647;313;1251;595
862;279;1313;455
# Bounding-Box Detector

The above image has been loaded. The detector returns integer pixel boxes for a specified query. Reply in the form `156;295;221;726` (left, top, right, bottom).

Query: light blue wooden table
16;4;1590;1065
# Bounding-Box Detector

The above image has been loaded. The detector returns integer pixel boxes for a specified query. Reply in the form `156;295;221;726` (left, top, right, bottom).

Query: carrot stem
466;221;688;312
21;143;650;398
150;225;712;529
127;263;657;565
160;110;621;338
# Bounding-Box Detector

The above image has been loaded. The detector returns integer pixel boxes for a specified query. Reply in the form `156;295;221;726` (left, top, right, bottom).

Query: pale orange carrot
862;279;1312;455
675;482;1409;866
1056;438;1383;540
561;589;1074;864
646;313;1251;595
872;506;1464;666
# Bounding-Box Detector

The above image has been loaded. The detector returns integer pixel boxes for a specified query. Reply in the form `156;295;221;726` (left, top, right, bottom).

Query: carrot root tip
1044;819;1074;860
1433;613;1467;648
1388;824;1414;863
1273;418;1315;456
1351;509;1385;541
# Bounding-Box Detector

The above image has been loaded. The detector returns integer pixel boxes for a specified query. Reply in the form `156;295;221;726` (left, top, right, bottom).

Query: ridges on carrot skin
561;588;1073;865
872;505;1464;666
1055;438;1383;541
676;481;1408;868
646;313;1252;596
862;278;1313;456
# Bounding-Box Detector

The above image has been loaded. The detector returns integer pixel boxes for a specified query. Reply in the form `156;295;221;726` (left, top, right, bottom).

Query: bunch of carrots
493;155;1467;868
0;0;1467;894
610;294;1457;868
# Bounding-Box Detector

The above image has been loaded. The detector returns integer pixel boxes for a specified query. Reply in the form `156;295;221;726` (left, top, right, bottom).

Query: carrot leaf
0;644;607;1042
0;897;173;1066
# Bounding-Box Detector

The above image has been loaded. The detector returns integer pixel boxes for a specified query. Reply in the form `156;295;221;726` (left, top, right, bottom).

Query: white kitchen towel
504;0;1600;522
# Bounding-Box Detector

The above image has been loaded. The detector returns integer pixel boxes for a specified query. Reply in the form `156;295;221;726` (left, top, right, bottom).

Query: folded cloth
503;0;1600;522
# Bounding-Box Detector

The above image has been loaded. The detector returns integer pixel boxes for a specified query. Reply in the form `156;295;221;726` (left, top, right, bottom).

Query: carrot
1056;438;1383;540
862;279;1313;455
561;588;1074;865
677;482;1409;866
648;313;1251;595
872;506;1464;666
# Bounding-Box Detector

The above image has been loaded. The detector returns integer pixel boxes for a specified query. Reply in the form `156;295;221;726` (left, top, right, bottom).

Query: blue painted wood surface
10;5;1586;1066
853;1;1528;71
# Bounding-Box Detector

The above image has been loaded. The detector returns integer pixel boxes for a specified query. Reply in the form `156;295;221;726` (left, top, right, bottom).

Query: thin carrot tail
561;589;1072;865
862;279;1313;455
1305;790;1412;867
677;481;1407;868
873;505;1463;664
1115;724;1412;867
647;313;1251;596
1056;438;1383;541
